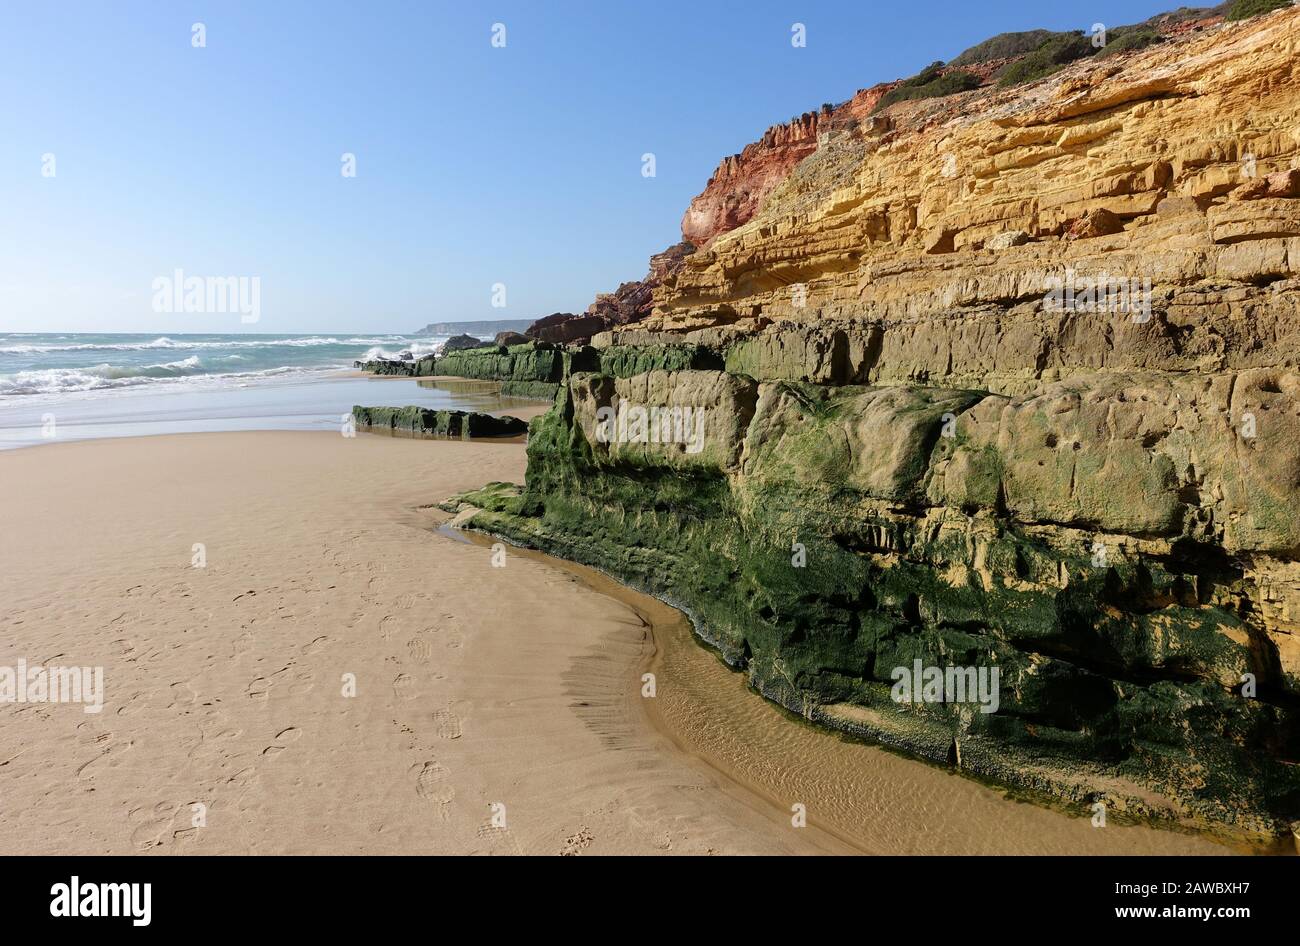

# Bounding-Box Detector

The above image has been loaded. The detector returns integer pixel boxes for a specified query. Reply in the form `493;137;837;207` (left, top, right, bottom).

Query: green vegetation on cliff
1225;0;1293;21
874;62;982;112
997;33;1095;87
1095;26;1165;58
949;29;1065;66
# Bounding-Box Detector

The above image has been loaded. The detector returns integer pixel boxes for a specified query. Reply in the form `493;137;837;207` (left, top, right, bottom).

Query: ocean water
0;332;539;449
0;332;440;398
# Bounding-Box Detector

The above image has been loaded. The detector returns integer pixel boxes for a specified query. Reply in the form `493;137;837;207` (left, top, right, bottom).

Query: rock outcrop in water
355;339;599;399
431;6;1300;841
441;334;484;353
351;406;527;439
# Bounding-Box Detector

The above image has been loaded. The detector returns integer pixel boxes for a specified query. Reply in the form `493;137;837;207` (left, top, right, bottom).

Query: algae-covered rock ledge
351;406;528;440
441;364;1300;842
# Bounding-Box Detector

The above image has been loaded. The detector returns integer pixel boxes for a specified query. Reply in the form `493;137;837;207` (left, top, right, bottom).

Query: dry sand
0;428;1229;855
0;428;844;854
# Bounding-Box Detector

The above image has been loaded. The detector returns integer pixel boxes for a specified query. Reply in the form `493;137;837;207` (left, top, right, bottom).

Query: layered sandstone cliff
653;8;1300;332
679;88;897;249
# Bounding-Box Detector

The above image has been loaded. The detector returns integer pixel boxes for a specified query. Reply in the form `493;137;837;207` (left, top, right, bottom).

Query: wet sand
0;429;1230;854
0;373;546;451
453;534;1232;856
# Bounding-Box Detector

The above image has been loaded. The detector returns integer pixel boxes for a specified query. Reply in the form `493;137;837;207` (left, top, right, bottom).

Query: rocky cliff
652;7;1299;333
434;5;1300;843
679;88;901;249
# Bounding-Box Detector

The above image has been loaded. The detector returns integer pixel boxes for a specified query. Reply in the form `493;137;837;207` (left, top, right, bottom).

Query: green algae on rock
440;367;1300;843
355;341;596;400
351;405;527;439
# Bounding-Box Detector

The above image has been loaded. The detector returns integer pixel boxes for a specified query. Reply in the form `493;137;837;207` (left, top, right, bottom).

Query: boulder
526;312;608;345
984;229;1032;250
441;334;485;353
1064;207;1124;239
1234;168;1300;200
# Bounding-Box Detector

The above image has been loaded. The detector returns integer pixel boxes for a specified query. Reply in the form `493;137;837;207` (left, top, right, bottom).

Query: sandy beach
0;426;1233;855
0;427;850;854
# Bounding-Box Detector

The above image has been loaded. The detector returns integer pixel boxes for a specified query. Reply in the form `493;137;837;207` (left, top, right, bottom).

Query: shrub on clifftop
1095;26;1165;58
949;29;1066;66
1224;0;1293;20
997;32;1094;86
873;62;982;112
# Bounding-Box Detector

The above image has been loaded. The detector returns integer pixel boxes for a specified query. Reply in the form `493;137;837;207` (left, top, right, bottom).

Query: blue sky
0;0;1183;333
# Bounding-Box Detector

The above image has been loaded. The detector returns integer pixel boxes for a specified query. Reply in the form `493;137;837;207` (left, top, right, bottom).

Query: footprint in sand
433;614;465;650
166;680;199;708
247;665;294;701
392;674;417;701
476;818;523;854
300;635;329;656
187;726;242;766
128;801;180;851
560;827;594;856
406;636;432;664
130;817;172;851
227;766;259;790
432;707;462;740
77;740;134;780
414;761;455;819
116;691;146;717
233;632;255;657
288;670;315;696
262;726;302;758
378;615;400;639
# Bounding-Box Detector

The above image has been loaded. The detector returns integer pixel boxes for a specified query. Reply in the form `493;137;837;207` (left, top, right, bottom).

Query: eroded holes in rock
1176;481;1202;506
1170;575;1196;608
1036;673;1120;733
902;593;921;626
1014;547;1032;580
